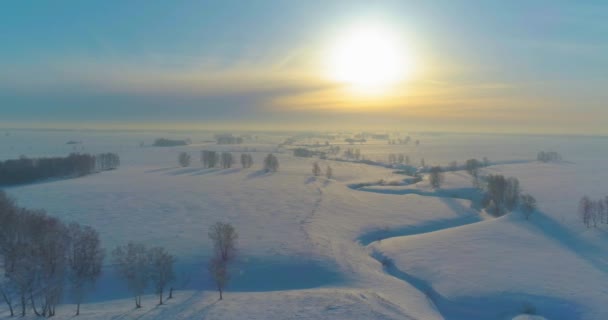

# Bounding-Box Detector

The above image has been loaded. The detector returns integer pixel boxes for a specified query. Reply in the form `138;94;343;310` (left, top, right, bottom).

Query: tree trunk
76;303;80;316
168;287;173;300
159;288;163;305
21;295;26;317
31;294;40;316
1;290;14;316
219;288;223;300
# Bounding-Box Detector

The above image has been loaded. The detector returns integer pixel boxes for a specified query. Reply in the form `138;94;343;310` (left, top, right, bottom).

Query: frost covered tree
483;175;520;216
112;242;149;308
240;153;253;168
429;166;444;189
263;154;279;172
579;196;592;228
520;194;537;220
504;177;520;211
465;159;483;188
201;150;219;168
312;162;321;176
178;152;191;167
220;152;233;169
67;223;104;316
148;247;175;305
326;165;333;179
208;222;238;300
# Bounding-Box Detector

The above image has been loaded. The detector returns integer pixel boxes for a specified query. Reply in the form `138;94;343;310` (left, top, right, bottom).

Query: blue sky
1;1;607;133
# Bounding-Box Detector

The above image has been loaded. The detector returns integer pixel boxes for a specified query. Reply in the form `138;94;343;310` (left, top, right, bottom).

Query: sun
325;24;413;93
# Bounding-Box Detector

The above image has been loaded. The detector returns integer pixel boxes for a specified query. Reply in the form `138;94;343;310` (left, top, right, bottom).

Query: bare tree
112;242;149;308
67;223;104;316
520;194;537;220
312;162;321;176
429;166;444;189
208;222;238;300
148;247;175;305
178;152;191;167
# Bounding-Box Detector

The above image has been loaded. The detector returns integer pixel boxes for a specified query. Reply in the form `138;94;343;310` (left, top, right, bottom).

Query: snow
1;130;607;319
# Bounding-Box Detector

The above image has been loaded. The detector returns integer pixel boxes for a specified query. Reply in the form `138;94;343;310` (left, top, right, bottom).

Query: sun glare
326;24;413;93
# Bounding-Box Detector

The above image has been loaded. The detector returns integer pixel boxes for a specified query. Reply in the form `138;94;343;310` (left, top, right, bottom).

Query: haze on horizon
1;1;607;135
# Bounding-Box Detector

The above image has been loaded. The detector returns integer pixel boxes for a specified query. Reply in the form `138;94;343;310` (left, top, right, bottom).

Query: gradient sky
1;0;607;134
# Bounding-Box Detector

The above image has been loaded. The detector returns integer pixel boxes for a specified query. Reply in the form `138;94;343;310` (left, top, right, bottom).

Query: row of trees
0;191;104;317
387;153;410;165
214;134;243;145
94;222;237;310
343;148;362;160
153;138;189;147
0;153;120;186
579;196;608;228
312;162;333;179
537;151;562;163
180;152;279;172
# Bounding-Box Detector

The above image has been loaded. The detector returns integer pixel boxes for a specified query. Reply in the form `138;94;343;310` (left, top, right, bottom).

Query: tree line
180;151;277;172
153;138;189;147
579;196;608;228
0;153;120;186
0;191;104;317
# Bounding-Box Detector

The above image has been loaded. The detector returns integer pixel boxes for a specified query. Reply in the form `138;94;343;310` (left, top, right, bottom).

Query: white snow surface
0;130;607;319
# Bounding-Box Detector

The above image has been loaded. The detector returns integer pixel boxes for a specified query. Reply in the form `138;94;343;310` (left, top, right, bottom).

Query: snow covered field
1;129;607;319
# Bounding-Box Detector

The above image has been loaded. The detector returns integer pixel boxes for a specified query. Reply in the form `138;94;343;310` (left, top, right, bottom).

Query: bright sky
1;0;607;134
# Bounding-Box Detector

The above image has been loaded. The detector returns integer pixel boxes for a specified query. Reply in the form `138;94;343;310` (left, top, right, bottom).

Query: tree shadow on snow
246;170;272;179
166;167;206;176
